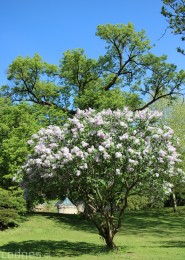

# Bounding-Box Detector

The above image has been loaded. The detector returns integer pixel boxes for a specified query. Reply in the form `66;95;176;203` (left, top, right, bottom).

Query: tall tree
1;23;185;113
0;98;41;228
161;0;185;54
0;98;40;190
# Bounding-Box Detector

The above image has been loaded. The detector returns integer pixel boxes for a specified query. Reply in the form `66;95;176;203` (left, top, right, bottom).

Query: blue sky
1;0;184;86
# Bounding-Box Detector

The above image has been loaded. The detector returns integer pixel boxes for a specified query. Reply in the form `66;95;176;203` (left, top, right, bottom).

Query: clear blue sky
0;0;184;86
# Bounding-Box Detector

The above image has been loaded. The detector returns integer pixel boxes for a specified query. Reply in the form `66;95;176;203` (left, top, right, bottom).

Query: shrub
0;188;26;230
127;195;149;210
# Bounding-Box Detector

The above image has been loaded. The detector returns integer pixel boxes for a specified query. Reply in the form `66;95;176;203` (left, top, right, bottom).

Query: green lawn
0;207;185;260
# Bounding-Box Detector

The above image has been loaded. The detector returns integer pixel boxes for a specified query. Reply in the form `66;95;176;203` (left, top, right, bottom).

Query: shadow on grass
119;208;185;237
140;240;185;249
29;212;97;233
160;241;185;248
29;208;185;238
0;240;106;257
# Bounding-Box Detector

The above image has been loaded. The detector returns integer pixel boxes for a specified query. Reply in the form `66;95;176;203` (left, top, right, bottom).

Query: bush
127;195;149;211
0;188;26;230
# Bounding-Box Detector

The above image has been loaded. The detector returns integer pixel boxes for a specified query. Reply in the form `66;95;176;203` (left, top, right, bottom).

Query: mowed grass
0;207;185;260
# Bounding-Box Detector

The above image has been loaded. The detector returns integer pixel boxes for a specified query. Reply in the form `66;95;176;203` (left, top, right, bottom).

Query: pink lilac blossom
49;143;58;148
21;107;184;198
159;150;167;157
87;146;95;153
31;134;39;139
133;138;140;145
127;148;135;154
27;140;34;145
119;121;128;128
98;145;105;152
97;130;106;139
116;169;121;175
119;133;129;140
81;141;89;147
103;139;113;148
103;152;111;159
128;159;138;166
116;143;122;149
95;116;104;126
115;152;122;159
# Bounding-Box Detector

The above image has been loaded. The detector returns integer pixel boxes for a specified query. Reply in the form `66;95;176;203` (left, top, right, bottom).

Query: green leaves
60;49;101;93
4;54;62;107
96;23;151;91
133;54;185;110
161;0;185;54
1;23;185;116
153;98;185;199
96;23;151;51
0;99;40;189
0;188;26;230
75;87;142;111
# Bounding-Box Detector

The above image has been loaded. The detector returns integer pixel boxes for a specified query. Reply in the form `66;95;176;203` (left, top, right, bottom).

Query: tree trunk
104;235;117;250
172;192;177;213
98;223;117;250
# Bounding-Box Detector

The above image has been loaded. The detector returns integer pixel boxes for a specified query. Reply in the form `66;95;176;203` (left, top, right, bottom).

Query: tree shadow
30;208;185;238
0;240;105;258
29;212;97;233
140;240;185;249
160;240;185;248
119;209;185;237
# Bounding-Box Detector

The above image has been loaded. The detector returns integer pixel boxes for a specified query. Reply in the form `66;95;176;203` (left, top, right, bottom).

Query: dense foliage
161;0;185;54
153;98;185;208
1;24;185;114
0;98;40;190
0;188;26;230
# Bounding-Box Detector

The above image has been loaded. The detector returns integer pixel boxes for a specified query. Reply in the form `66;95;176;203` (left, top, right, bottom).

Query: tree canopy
161;0;185;54
0;98;40;190
1;23;185;114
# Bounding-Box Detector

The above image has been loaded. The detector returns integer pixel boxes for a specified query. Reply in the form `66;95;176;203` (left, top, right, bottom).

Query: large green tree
1;23;185;113
0;98;40;190
153;98;185;211
161;0;185;54
0;98;41;228
0;97;68;222
0;97;67;190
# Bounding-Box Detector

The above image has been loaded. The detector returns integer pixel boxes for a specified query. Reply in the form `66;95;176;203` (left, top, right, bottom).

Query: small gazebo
57;197;78;214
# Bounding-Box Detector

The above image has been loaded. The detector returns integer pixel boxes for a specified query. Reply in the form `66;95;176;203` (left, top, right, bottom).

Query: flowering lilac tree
21;107;184;250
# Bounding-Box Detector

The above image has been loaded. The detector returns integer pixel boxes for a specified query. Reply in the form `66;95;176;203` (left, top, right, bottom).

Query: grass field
0;207;185;260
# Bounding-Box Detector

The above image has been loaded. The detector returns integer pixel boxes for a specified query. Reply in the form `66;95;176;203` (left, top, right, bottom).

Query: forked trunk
104;235;117;250
98;224;117;250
